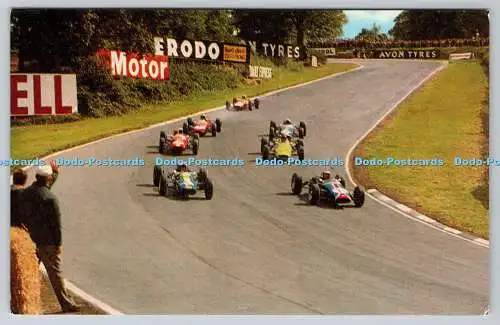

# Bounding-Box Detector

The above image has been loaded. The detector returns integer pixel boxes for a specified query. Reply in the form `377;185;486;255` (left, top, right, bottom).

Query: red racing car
225;95;260;111
183;115;222;137
159;129;199;155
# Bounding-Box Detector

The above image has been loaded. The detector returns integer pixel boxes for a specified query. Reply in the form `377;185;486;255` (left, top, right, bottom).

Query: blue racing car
153;164;213;200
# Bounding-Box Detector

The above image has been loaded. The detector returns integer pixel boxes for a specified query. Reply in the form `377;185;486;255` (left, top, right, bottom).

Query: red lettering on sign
10;74;28;115
54;75;72;114
33;75;51;114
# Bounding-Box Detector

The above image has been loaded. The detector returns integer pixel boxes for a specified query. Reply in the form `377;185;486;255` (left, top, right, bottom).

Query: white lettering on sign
248;66;272;79
259;42;301;59
99;49;169;81
11;74;78;116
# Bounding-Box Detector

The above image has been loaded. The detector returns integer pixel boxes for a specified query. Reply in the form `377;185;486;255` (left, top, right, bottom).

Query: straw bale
10;226;41;314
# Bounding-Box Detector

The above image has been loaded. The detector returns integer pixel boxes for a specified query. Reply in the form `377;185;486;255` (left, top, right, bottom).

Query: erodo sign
154;37;250;64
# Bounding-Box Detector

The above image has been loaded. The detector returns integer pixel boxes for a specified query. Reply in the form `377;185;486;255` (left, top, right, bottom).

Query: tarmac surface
28;60;489;314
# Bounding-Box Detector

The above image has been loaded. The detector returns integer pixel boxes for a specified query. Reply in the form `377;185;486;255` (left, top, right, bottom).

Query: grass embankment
11;62;357;161
351;61;489;239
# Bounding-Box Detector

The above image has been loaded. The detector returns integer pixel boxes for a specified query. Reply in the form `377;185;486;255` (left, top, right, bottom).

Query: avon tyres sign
11;74;78;116
96;49;169;81
154;37;250;64
372;49;440;59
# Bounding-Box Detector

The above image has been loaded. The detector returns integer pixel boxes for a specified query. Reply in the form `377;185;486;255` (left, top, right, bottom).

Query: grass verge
11;63;357;161
351;61;489;239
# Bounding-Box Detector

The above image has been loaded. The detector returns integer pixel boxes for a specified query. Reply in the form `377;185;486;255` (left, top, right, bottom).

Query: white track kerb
344;60;490;250
13;63;364;315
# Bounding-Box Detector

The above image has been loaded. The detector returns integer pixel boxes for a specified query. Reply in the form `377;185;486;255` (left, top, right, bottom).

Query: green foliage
389;10;489;40
355;23;389;41
306;49;327;64
232;10;347;49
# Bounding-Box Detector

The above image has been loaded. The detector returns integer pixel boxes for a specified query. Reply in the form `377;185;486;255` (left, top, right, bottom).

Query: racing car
261;134;305;161
158;129;199;155
225;95;260;111
290;171;365;207
269;119;307;141
183;115;222;137
153;164;214;200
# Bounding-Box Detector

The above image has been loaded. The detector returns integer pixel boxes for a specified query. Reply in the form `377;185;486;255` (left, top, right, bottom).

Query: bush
69;57;244;117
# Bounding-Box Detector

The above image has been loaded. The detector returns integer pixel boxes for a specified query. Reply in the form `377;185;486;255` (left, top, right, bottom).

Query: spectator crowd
11;162;81;313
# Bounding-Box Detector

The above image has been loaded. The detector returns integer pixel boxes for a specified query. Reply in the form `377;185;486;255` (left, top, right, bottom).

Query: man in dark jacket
22;163;80;313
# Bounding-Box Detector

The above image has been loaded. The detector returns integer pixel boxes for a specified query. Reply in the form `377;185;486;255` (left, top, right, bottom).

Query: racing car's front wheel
225;100;231;110
309;184;320;205
216;118;222;132
204;180;214;200
353;186;365;207
300;121;307;137
298;147;305;161
254;98;260;109
212;126;217;137
182;122;189;134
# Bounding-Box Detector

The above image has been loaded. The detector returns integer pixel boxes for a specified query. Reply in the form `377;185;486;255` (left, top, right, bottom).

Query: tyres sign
372;49;440;59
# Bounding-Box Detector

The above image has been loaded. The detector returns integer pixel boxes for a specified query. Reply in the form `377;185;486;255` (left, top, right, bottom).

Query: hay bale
10;226;41;314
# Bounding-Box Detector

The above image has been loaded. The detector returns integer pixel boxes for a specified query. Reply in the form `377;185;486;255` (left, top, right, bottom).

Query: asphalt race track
32;59;489;314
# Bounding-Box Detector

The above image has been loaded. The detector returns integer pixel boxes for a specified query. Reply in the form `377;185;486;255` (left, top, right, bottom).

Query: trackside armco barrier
449;52;473;60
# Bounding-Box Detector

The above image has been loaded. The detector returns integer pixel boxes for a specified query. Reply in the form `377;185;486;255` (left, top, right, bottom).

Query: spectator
11;168;28;227
21;162;80;313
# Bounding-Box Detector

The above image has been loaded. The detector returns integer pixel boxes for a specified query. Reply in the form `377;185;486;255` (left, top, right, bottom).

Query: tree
389;10;489;40
233;10;348;47
355;23;389;41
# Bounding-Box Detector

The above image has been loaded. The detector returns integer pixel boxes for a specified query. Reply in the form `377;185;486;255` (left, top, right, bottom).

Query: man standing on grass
11;168;28;227
21;161;80;313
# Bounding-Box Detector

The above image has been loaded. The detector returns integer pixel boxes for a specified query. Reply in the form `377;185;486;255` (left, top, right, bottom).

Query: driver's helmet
321;171;331;180
283;118;292;125
179;164;188;172
177;128;183;134
200;115;206;120
242;95;247;99
335;174;341;180
173;130;179;135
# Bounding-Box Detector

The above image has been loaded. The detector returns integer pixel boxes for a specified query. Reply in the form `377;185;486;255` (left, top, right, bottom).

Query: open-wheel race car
183;115;222;137
269;119;307;141
158;129;199;155
260;134;305;161
290;171;365;207
225;95;260;111
153;164;214;200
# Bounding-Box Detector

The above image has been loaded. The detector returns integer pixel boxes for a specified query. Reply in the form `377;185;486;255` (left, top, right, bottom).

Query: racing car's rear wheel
254;98;260;109
300;121;307;136
153;165;161;187
225;100;231;110
353;186;365;207
182;122;189;134
291;173;303;195
192;139;199;155
248;100;253;111
204;180;214;200
159;137;166;154
298;127;305;139
339;176;346;188
211;126;217;137
260;138;268;153
160;131;166;139
216;118;222;132
309;184;320;205
187;118;194;126
159;175;167;196
263;146;270;160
